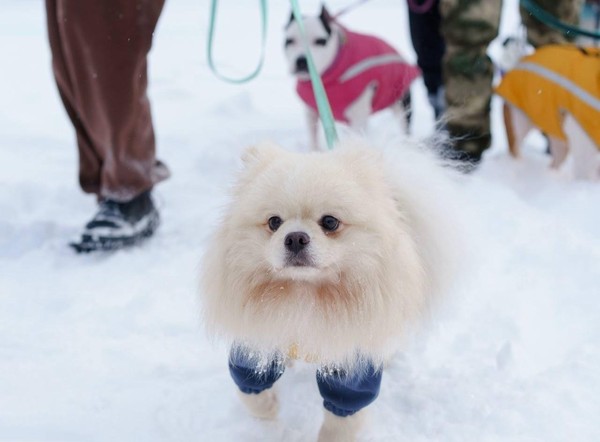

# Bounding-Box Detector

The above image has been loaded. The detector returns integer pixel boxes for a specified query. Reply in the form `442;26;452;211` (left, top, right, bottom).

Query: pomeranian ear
241;142;283;169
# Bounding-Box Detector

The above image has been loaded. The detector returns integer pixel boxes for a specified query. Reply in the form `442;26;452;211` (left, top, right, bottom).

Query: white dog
496;44;600;180
200;137;463;441
284;7;421;149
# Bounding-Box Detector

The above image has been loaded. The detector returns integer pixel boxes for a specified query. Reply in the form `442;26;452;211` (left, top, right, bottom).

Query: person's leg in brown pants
46;0;169;251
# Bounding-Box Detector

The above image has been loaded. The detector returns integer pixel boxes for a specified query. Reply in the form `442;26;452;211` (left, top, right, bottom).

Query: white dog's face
228;144;392;286
284;8;341;80
262;210;342;283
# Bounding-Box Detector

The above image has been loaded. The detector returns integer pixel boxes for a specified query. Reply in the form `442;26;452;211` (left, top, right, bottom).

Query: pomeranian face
227;144;399;287
262;210;343;282
284;7;341;80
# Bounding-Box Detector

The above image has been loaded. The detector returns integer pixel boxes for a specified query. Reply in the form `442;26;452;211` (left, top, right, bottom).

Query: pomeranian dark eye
284;38;295;47
314;37;328;46
268;216;283;232
320;215;340;232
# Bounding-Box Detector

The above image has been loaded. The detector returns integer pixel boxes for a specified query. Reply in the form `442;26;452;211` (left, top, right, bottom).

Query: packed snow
1;0;599;441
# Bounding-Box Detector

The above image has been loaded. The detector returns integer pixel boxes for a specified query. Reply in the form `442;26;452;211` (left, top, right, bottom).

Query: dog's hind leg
548;136;568;170
391;92;411;134
503;103;517;157
345;82;376;133
506;105;533;159
564;113;599;180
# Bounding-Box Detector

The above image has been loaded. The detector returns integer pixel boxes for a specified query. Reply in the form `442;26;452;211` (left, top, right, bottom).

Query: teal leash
207;0;338;149
289;0;339;150
207;0;268;83
521;0;600;40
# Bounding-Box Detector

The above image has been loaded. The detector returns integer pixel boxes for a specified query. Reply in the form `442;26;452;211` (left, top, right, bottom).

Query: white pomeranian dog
201;137;464;441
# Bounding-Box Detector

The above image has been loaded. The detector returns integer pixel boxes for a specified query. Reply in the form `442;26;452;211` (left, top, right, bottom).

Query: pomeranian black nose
285;231;310;254
295;56;308;72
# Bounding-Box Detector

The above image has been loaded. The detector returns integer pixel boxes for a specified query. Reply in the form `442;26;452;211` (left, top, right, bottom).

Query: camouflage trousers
440;0;583;157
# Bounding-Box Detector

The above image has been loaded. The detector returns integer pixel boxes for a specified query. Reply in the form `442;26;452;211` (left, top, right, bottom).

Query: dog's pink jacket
296;28;420;123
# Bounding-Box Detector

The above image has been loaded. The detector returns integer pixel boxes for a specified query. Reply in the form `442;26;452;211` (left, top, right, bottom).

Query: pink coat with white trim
296;28;421;123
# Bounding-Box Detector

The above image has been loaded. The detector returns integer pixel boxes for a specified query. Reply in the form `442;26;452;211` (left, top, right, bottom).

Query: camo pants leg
521;0;584;47
440;0;502;159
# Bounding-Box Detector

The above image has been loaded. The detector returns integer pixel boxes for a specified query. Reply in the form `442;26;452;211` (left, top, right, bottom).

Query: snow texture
1;0;599;441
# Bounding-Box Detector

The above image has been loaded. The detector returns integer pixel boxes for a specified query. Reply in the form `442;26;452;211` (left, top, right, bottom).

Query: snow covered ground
1;0;599;441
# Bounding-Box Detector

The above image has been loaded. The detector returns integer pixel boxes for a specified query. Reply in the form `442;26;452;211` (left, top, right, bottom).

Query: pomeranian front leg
237;388;279;420
316;362;382;441
228;347;285;420
318;409;366;442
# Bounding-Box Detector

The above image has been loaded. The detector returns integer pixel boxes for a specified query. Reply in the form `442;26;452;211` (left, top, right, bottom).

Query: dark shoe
70;191;159;253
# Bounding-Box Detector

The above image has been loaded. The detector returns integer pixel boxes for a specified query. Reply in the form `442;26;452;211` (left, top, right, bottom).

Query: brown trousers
46;0;169;202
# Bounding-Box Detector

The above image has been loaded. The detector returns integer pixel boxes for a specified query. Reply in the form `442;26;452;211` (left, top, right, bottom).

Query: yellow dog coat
496;45;600;148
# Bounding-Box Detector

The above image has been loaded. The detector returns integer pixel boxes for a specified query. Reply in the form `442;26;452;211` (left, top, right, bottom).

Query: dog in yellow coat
496;45;600;180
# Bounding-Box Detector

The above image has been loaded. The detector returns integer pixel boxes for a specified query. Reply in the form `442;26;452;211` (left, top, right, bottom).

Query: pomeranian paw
317;410;365;442
237;389;279;420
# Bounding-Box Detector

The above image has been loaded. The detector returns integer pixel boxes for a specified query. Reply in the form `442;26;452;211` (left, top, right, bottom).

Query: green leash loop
521;0;600;40
207;0;268;83
289;0;339;150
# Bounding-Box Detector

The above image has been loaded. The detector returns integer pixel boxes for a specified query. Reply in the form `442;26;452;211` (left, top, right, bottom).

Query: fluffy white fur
201;137;463;370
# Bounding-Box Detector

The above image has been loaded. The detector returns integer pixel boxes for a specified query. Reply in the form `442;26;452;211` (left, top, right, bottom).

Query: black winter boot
70;191;159;253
